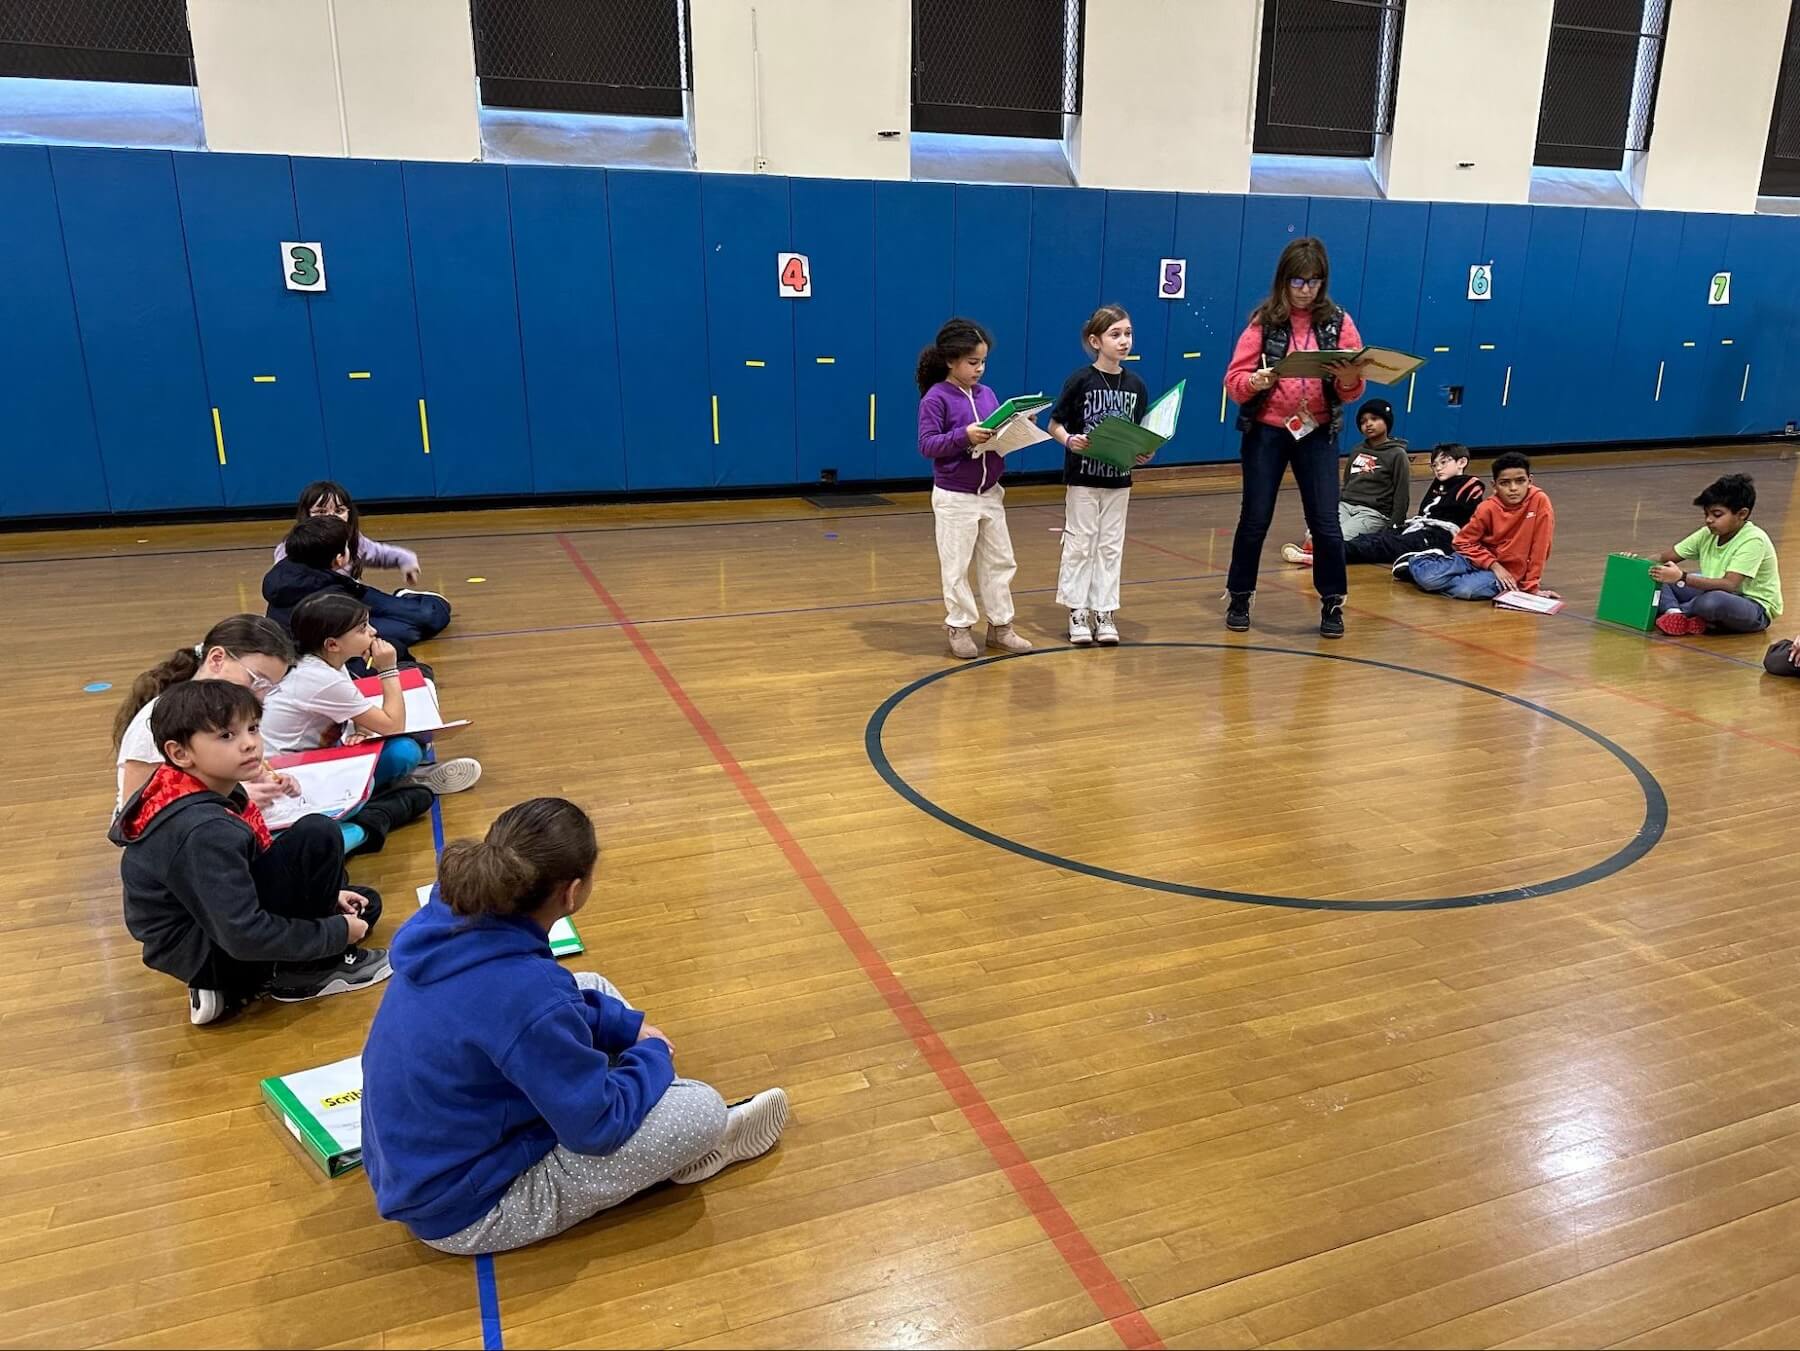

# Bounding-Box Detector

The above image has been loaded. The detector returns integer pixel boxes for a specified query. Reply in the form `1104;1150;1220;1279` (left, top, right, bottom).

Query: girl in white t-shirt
112;615;298;818
262;593;480;855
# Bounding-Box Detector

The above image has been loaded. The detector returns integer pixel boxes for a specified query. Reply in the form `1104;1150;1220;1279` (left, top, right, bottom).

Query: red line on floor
554;534;1163;1351
1128;533;1800;760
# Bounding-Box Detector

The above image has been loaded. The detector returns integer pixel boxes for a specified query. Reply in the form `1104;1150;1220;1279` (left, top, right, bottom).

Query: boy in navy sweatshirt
1347;443;1487;567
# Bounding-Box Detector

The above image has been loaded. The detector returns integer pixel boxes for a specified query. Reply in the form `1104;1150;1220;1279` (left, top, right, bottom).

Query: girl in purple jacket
916;318;1033;660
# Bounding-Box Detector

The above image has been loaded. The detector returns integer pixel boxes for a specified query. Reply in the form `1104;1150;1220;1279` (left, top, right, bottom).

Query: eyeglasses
221;653;281;696
1287;277;1324;291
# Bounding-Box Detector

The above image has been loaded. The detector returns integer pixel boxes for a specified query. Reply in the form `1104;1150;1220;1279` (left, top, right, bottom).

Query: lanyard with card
1284;403;1318;440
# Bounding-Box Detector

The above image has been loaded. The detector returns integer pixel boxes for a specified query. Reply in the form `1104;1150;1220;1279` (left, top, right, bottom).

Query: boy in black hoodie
108;680;391;1025
1345;442;1488;567
263;515;366;634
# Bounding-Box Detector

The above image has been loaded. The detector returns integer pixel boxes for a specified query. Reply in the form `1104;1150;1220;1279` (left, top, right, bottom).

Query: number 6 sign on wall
778;252;812;298
1159;258;1187;300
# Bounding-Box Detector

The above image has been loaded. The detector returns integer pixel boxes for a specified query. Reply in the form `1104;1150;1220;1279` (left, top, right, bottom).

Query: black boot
1225;591;1253;632
1320;595;1346;639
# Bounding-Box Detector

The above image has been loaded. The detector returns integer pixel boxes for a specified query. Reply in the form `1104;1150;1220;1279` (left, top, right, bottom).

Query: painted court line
553;533;1165;1351
1128;534;1800;761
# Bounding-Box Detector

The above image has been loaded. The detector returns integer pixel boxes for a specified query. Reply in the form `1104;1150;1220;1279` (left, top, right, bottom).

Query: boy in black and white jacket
1344;443;1488;568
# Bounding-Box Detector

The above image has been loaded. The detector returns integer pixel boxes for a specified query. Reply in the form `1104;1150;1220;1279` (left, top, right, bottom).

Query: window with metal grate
1760;0;1800;196
1253;0;1406;159
0;0;193;86
1533;0;1670;171
912;0;1083;140
471;0;691;119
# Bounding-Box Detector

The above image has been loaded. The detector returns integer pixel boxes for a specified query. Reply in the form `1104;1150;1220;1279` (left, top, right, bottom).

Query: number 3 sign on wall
1159;258;1187;301
281;241;326;292
778;252;812;298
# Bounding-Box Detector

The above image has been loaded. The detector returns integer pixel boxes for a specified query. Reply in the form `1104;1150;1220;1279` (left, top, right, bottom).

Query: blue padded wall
5;145;1799;519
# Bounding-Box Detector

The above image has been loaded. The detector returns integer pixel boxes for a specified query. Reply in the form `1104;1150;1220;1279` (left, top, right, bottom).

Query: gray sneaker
946;626;979;660
269;948;393;1002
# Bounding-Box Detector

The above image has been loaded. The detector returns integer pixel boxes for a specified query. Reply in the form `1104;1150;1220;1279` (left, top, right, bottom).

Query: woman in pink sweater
1221;238;1367;639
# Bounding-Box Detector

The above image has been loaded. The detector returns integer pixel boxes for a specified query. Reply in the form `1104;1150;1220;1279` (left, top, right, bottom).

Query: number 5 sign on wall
777;252;812;298
1159;258;1187;301
281;241;326;292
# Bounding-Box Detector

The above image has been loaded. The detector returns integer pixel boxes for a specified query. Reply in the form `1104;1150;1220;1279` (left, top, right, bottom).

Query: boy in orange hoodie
1399;452;1554;601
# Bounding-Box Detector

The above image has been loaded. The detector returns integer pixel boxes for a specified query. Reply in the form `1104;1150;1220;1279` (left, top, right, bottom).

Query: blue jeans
1409;551;1502;601
1657;582;1770;633
1227;421;1347;599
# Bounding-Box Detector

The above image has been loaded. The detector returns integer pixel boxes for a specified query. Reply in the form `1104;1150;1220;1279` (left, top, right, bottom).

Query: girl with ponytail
360;798;789;1255
916;316;1033;660
112;615;297;816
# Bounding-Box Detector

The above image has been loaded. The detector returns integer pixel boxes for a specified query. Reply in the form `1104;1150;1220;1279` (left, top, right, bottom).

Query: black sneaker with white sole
269;947;393;1003
1391;548;1444;582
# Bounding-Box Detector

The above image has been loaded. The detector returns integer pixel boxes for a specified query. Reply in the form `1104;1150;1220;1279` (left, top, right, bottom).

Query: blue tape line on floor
476;1253;504;1348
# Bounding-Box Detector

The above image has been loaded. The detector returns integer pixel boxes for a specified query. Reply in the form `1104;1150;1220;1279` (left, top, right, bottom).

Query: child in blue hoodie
361;797;789;1254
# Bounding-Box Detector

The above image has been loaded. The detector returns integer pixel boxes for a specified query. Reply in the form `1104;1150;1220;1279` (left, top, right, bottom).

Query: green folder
978;393;1052;429
1083;381;1186;470
1596;552;1659;630
261;1056;363;1177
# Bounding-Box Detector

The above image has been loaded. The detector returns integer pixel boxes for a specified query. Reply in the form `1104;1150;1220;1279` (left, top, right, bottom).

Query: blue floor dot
84;681;113;693
824;532;839;540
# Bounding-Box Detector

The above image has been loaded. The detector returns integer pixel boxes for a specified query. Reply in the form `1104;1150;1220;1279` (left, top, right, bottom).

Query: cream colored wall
1631;0;1789;212
1074;0;1259;192
687;0;910;179
188;0;345;157
189;0;480;162
1382;0;1555;204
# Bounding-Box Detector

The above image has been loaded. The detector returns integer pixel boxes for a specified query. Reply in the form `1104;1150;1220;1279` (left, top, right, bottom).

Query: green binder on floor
1597;552;1659;630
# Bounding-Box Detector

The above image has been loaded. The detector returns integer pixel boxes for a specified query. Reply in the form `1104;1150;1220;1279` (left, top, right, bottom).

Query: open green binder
978;393;1052;429
1083;381;1186;470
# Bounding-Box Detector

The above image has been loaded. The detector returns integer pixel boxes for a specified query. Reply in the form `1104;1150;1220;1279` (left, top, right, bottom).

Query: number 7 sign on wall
778;252;812;298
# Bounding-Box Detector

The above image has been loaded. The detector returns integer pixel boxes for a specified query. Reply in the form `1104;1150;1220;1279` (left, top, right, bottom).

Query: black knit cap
1357;398;1394;432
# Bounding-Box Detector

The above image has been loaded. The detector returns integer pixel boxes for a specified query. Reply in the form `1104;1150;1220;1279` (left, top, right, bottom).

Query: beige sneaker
946;626;979;659
986;623;1032;653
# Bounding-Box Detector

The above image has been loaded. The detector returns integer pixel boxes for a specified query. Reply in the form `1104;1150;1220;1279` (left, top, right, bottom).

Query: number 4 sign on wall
282;241;326;292
778;252;812;298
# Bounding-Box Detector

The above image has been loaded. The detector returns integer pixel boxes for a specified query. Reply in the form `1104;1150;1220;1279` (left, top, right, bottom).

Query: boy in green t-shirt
1648;474;1783;636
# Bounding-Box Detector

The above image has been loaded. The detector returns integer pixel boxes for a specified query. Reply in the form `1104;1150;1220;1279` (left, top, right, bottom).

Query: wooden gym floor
3;444;1798;1350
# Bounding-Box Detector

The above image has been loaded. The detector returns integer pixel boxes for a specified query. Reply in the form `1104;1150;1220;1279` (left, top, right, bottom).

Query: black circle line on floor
864;642;1669;913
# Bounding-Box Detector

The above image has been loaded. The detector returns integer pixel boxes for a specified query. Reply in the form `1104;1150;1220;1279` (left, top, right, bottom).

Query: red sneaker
1655;610;1708;636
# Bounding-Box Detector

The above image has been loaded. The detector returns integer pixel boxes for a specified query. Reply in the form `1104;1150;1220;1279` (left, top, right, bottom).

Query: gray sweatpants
425;973;728;1256
1339;501;1391;542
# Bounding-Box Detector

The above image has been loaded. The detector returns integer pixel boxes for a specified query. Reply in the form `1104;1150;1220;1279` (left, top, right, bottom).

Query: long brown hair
439;798;599;919
1251;237;1336;328
1081;304;1130;358
112;615;294;749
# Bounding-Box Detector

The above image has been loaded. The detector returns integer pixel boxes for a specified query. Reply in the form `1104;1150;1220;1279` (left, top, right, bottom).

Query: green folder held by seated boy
1083;380;1186;470
1596;552;1659;631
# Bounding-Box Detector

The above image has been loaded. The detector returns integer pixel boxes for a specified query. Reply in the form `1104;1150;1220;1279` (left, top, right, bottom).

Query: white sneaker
188;987;254;1026
1068;608;1094;646
411;757;482;795
1280;543;1313;567
394;588;448;603
1093;611;1120;645
670;1087;790;1184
